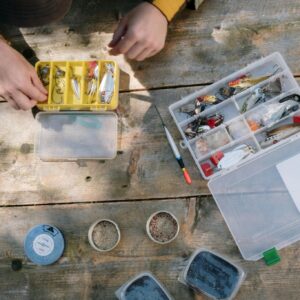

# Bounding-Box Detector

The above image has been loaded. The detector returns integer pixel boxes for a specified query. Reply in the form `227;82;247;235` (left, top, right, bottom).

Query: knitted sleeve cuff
150;0;186;22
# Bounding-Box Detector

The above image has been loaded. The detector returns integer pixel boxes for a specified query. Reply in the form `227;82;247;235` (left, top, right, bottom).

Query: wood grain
1;0;299;90
0;197;299;300
0;86;210;206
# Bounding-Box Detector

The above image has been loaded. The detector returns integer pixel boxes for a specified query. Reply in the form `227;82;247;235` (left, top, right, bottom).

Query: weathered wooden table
0;0;300;299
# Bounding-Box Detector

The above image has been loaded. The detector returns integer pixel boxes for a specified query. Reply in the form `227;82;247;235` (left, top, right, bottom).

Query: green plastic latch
263;247;281;266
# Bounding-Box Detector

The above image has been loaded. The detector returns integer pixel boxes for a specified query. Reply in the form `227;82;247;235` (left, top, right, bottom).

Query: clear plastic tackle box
34;60;119;161
169;52;300;261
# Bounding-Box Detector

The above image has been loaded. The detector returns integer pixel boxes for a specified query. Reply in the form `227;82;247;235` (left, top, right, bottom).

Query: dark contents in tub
186;251;240;299
124;275;170;300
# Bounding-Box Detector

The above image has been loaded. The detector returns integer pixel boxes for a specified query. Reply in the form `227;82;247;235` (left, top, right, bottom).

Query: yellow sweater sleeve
151;0;186;22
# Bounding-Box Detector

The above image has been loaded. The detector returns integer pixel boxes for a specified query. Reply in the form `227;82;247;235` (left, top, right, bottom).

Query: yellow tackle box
34;60;119;161
35;60;119;111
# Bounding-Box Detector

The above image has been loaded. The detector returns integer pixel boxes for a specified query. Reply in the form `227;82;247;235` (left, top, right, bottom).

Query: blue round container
24;224;65;265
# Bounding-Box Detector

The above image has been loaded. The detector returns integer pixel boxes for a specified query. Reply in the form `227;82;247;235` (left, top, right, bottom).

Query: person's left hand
108;2;168;61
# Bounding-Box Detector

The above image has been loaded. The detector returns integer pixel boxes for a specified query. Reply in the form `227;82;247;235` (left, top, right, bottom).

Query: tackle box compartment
169;52;300;261
34;60;119;161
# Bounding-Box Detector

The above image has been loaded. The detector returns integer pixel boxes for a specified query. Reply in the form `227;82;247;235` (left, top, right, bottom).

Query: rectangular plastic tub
34;60;119;161
169;52;300;261
115;272;174;300
35;60;119;111
35;111;118;161
178;248;245;300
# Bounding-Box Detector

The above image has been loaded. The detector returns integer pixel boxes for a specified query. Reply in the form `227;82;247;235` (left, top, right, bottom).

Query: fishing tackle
260;123;300;148
180;95;222;117
184;124;210;139
38;65;50;87
86;61;98;103
241;88;265;113
99;63;114;104
278;94;300;103
217;144;255;170
240;78;282;113
52;66;66;104
262;100;299;126
184;113;224;139
217;87;235;100
70;67;80;100
228;65;281;92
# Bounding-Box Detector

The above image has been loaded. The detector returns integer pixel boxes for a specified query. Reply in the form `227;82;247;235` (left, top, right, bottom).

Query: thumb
108;17;128;47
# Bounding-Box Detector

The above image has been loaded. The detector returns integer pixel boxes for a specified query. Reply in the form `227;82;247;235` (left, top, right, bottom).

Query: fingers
6;96;20;110
108;18;128;48
109;29;137;56
13;90;37;110
31;72;48;96
126;42;145;60
135;48;154;61
23;81;47;103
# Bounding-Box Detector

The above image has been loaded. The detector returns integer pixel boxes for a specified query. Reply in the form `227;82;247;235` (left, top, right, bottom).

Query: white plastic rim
88;218;121;252
146;210;180;245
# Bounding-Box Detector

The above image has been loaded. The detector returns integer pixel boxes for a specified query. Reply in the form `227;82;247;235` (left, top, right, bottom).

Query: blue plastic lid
24;224;65;265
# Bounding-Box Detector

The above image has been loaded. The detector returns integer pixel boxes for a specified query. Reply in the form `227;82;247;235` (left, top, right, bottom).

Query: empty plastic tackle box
169;52;300;261
34;60;119;161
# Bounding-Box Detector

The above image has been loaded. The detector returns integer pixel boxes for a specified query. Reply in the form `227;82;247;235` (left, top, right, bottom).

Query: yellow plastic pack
35;60;119;111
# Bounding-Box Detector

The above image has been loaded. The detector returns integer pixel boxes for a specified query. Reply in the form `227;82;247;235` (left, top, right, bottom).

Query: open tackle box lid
35;60;119;161
169;52;300;261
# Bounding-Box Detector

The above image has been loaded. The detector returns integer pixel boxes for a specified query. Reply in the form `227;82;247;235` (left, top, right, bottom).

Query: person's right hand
0;40;47;110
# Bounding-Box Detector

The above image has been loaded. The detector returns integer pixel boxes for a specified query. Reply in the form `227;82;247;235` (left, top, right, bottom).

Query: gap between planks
0;75;299;103
0;194;212;208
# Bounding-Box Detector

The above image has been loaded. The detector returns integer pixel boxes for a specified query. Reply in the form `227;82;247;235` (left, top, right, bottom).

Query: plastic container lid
35;111;118;161
209;136;300;261
115;272;174;300
24;224;65;265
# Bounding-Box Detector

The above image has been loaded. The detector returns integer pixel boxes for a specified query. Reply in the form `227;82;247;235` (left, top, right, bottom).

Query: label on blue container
24;224;64;265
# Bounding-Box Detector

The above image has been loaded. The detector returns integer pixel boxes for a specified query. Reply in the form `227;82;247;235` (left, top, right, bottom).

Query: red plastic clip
210;151;224;166
200;162;214;177
207;119;216;128
293;115;300;124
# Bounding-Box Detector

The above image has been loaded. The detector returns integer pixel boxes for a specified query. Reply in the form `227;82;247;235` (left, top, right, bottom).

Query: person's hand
108;2;168;61
0;40;47;110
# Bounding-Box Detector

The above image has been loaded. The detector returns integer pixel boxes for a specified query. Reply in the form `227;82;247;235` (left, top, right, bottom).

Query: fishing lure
99;63;114;104
241;88;265;113
184;113;224;139
71;77;80;100
228;75;270;89
228;66;281;92
52;66;66;104
38;65;50;87
260;124;300;148
180;96;221;116
217;144;255;170
240;78;282;113
184;125;210;139
262;100;299;126
69;67;81;100
217;87;235;100
86;61;98;102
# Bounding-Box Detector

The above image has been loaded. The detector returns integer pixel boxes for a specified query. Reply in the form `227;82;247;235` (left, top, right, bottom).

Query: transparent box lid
208;135;300;261
35;111;118;161
168;52;300;261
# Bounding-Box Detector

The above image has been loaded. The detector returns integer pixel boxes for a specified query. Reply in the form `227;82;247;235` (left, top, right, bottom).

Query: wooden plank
0;197;299;300
1;0;299;90
0;86;209;206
